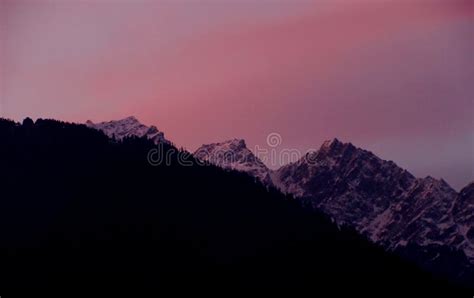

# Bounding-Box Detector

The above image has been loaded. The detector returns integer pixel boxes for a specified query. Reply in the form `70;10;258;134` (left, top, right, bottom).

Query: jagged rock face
274;139;416;229
85;116;169;144
166;134;473;263
194;139;273;186
372;178;458;249
273;139;473;262
452;182;474;259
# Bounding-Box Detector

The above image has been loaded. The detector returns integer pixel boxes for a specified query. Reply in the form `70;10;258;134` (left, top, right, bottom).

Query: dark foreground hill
0;118;469;293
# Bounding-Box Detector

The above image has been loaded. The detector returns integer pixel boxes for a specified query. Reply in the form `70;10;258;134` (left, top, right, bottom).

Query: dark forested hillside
0;118;468;292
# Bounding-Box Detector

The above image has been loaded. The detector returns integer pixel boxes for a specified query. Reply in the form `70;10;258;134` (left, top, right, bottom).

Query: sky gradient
1;0;473;189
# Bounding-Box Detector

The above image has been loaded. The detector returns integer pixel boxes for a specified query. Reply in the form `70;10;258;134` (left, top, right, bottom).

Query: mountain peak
85;117;169;144
194;139;272;186
319;138;353;153
314;138;359;162
197;138;248;153
321;138;342;148
123;116;139;123
420;176;454;191
226;138;247;149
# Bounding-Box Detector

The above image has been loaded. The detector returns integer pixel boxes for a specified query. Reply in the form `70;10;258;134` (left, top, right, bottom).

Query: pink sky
1;0;473;189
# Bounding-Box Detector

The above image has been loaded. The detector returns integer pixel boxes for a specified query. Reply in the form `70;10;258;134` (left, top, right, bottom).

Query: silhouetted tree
0;118;470;293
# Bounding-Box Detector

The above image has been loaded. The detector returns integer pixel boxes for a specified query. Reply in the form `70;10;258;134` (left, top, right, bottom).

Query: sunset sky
1;0;473;189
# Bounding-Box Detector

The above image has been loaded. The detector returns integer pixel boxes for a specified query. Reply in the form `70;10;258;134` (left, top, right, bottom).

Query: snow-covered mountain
86;116;170;144
85;119;472;263
196;137;473;263
194;139;273;186
273;138;473;262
